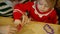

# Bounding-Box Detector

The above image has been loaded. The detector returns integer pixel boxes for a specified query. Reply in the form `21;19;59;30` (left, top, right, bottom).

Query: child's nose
42;5;45;9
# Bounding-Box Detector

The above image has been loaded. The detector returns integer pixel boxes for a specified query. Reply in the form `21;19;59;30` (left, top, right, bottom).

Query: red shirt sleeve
50;10;58;24
13;4;26;20
13;2;33;20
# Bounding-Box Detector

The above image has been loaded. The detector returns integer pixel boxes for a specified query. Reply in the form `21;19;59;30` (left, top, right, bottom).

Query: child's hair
30;0;56;8
55;0;60;9
46;0;56;8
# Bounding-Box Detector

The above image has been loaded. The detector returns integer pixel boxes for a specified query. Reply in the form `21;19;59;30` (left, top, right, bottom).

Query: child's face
37;0;50;12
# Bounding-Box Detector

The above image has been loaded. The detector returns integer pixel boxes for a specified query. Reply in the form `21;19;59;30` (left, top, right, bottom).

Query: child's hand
14;19;22;26
22;14;30;25
14;19;23;32
17;24;22;31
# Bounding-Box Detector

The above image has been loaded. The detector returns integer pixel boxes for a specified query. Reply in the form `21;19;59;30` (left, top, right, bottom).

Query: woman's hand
9;20;22;34
9;26;17;34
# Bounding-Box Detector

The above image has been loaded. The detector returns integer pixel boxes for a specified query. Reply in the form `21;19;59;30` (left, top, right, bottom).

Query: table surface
16;21;60;34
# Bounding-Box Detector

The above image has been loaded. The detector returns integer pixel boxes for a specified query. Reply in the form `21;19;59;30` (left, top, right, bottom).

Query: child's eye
45;5;49;7
39;2;43;5
39;3;43;5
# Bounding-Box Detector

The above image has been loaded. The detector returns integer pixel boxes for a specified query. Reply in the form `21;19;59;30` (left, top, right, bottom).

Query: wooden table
0;16;60;34
16;21;60;34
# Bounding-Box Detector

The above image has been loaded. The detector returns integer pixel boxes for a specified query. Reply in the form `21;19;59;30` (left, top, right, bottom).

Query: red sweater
13;2;58;24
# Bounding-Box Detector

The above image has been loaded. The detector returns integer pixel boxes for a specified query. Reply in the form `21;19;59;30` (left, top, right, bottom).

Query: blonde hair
46;0;56;8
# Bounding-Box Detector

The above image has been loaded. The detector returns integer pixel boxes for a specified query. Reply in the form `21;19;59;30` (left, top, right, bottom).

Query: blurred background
0;0;60;34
